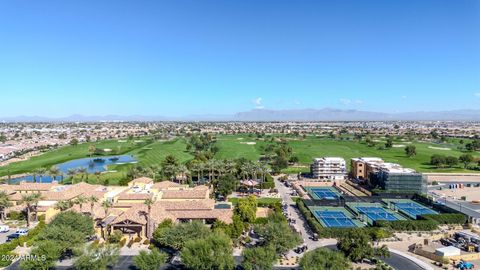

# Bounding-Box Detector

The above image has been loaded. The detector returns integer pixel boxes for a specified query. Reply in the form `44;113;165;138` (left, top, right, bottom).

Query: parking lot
0;229;16;244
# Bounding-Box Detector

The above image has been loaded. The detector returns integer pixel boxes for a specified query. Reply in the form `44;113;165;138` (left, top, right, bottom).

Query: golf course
0;134;479;183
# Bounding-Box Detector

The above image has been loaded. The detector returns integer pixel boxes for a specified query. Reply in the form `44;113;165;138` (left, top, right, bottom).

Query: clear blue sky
0;0;479;117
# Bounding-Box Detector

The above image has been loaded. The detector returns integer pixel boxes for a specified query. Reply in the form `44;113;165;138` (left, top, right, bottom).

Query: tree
459;154;474;168
69;138;79;146
88;144;96;157
236;195;257;223
181;231;234;270
49;211;95;237
405;145;416;157
0;191;12;221
337;231;389;263
134;249;168;270
300;248;351;270
55;200;73;211
385;138;393;149
242;245;277;270
19;240;61;270
217;174;238;197
445;156;458;168
161;155;179;180
36;225;86;256
254;213;301;254
88;195;99;215
153;221;210;250
73;244;120;270
20;193;42;227
74;195;88;213
67;168;77;184
48;166;61;182
144;198;154;238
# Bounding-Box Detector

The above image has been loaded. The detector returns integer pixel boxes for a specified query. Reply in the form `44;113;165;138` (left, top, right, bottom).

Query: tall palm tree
101;200;113;240
67;168;77;184
148;164;160;181
88;196;99;216
0;191;12;222
143;198;154;239
49;166;60;182
34;168;47;183
74;195;88;213
176;164;189;184
20;193;42;227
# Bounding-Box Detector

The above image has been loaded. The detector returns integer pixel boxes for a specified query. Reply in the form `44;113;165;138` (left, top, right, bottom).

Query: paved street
0;229;16;244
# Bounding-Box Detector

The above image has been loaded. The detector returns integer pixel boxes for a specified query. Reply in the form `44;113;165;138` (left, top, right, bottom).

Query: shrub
421;213;467;225
108;230;123;244
375;220;438;231
134;237;142;243
143;239;150;245
127;240;134;248
119;239;127;247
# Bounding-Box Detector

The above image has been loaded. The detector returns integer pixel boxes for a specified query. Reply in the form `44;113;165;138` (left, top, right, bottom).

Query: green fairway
1;134;478;179
127;138;193;167
0;139;147;177
214;135;266;161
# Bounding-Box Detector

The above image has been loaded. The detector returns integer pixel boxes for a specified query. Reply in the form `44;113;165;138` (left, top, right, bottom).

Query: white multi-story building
310;157;347;180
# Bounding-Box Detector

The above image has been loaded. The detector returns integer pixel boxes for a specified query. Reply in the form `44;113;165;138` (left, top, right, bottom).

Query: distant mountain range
2;109;480;122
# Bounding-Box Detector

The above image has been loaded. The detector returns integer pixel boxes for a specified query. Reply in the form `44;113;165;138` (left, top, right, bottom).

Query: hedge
375;220;438;231
421;213;467;225
296;199;392;240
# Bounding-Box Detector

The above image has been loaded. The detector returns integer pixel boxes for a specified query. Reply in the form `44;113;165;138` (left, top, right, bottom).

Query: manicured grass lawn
2;134;478;180
214;134;266;161
127;138;193;167
0;139;147;177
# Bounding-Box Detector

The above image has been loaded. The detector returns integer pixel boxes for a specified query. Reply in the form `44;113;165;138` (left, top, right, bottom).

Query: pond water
9;155;137;183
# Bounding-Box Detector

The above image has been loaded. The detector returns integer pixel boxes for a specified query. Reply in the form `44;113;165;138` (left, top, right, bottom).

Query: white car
15;228;29;236
0;225;9;233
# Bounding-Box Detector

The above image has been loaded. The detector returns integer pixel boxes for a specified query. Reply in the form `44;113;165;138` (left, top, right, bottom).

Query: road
0;229;16;244
275;177;425;270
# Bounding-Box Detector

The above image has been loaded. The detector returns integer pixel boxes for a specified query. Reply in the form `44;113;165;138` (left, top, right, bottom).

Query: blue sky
0;0;479;117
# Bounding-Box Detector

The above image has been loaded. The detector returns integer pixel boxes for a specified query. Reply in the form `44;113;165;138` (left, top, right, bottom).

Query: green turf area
1;134;478;180
214;135;266;161
0;139;149;177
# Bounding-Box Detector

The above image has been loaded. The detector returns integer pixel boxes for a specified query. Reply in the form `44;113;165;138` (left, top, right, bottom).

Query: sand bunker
240;142;256;145
393;144;406;148
428;146;451;151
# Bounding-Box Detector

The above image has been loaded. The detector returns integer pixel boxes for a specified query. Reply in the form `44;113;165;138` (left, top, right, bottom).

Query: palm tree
0;191;12;222
20;193;42;227
74;195;88;213
88;144;96;158
143;198;154;239
148;165;160;181
88;196;99;216
176;164;189;184
77;167;88;182
35;168;47;183
49;166;60;182
94;171;102;183
101;200;113;240
55;200;73;211
67;168;77;184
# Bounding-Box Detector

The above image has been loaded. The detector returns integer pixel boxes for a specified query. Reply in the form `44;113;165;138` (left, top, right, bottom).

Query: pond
9;155;137;183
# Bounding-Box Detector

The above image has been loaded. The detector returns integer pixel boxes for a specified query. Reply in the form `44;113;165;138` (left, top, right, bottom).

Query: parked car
0;225;9;233
15;228;29;236
6;233;20;242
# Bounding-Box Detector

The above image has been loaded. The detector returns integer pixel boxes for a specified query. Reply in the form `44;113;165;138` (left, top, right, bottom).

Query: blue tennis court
309;188;340;200
357;207;398;221
394;202;437;218
314;210;356;228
